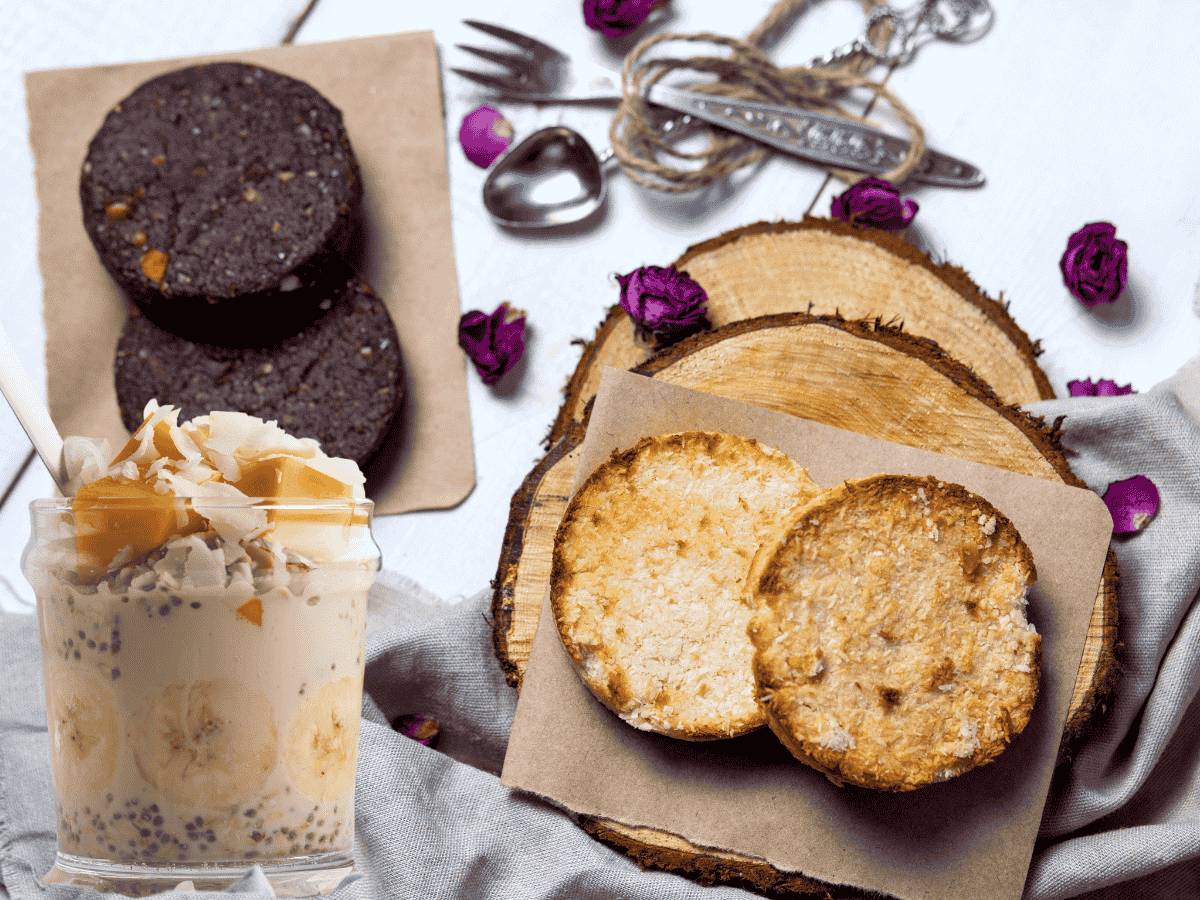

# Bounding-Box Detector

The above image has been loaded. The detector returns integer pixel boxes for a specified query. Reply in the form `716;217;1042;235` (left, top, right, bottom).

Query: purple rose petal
1060;222;1128;306
1102;474;1159;534
583;0;655;36
458;105;513;168
459;302;527;385
1067;377;1134;397
392;714;440;748
616;265;710;345
830;177;918;232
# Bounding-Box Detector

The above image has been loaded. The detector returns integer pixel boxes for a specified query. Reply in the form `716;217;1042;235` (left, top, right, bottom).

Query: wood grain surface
492;222;1118;897
548;218;1055;446
497;312;1117;727
492;314;1119;897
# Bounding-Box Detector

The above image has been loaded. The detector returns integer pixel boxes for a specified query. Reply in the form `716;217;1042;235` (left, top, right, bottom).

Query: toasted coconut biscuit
747;474;1040;791
551;432;821;740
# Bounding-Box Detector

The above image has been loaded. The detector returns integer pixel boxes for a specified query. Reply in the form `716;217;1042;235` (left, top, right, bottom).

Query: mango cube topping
233;455;355;500
236;597;264;626
72;477;202;576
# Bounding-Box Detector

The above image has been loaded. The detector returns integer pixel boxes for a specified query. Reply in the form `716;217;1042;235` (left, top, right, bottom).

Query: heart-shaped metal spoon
482;126;609;229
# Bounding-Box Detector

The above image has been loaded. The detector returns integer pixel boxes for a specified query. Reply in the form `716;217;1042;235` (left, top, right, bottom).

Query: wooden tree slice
549;218;1054;446
493;314;1119;896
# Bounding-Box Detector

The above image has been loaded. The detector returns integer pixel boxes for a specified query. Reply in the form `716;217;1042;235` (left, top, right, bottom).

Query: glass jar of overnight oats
24;496;380;897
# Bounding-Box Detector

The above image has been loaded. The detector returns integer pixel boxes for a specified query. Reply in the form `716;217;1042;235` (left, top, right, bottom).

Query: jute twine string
610;0;926;193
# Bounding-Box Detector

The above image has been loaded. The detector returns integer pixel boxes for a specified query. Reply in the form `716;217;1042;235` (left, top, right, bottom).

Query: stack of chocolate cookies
81;61;403;467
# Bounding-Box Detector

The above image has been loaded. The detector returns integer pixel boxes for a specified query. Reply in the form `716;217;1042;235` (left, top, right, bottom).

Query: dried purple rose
392;715;440;748
583;0;655;36
1060;222;1128;306
1102;474;1159;534
1067;378;1134;397
616;265;710;345
830;177;918;231
459;302;526;385
458;105;513;168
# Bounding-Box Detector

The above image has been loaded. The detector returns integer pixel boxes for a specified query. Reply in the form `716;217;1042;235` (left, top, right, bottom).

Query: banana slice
285;676;362;803
45;662;121;799
130;679;277;806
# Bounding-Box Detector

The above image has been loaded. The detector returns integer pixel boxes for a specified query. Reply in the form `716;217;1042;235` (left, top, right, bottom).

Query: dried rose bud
392;714;440;748
583;0;655;36
617;265;710;346
459;302;526;386
1060;222;1128;306
1102;474;1159;534
1067;378;1134;397
458;105;513;168
830;177;918;231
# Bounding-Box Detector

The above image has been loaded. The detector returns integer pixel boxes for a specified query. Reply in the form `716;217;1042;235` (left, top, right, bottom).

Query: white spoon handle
0;322;64;489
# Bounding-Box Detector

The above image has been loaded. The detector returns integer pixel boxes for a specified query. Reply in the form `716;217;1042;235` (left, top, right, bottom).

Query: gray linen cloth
2;358;1198;900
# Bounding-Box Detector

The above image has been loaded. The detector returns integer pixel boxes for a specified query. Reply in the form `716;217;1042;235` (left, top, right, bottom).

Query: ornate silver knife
645;84;983;189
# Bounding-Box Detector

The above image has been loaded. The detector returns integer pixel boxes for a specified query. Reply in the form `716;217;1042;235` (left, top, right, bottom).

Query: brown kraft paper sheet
25;31;473;514
501;366;1113;900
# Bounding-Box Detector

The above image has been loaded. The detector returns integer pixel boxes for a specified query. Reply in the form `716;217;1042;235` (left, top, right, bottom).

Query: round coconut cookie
114;274;403;467
747;474;1041;791
81;62;361;345
551;431;822;740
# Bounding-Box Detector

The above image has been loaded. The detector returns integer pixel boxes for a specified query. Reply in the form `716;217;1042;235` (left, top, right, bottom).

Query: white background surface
1;0;1198;612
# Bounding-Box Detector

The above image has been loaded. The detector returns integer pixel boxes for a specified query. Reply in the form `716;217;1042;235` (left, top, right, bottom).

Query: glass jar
23;496;380;896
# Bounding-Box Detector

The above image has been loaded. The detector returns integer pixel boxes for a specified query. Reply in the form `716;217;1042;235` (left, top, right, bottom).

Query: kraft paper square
25;31;473;513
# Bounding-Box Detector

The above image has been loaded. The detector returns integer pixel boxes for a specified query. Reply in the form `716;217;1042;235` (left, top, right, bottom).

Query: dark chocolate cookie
82;62;362;345
115;274;403;467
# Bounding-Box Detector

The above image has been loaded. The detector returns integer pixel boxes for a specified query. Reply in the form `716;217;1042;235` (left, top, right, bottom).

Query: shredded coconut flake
821;719;856;751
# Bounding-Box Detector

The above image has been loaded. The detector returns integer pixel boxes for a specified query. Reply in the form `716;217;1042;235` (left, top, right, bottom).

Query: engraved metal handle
644;84;983;189
807;0;995;69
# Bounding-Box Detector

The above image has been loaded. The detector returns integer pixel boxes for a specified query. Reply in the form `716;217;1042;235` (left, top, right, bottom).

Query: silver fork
452;20;984;188
453;20;622;102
